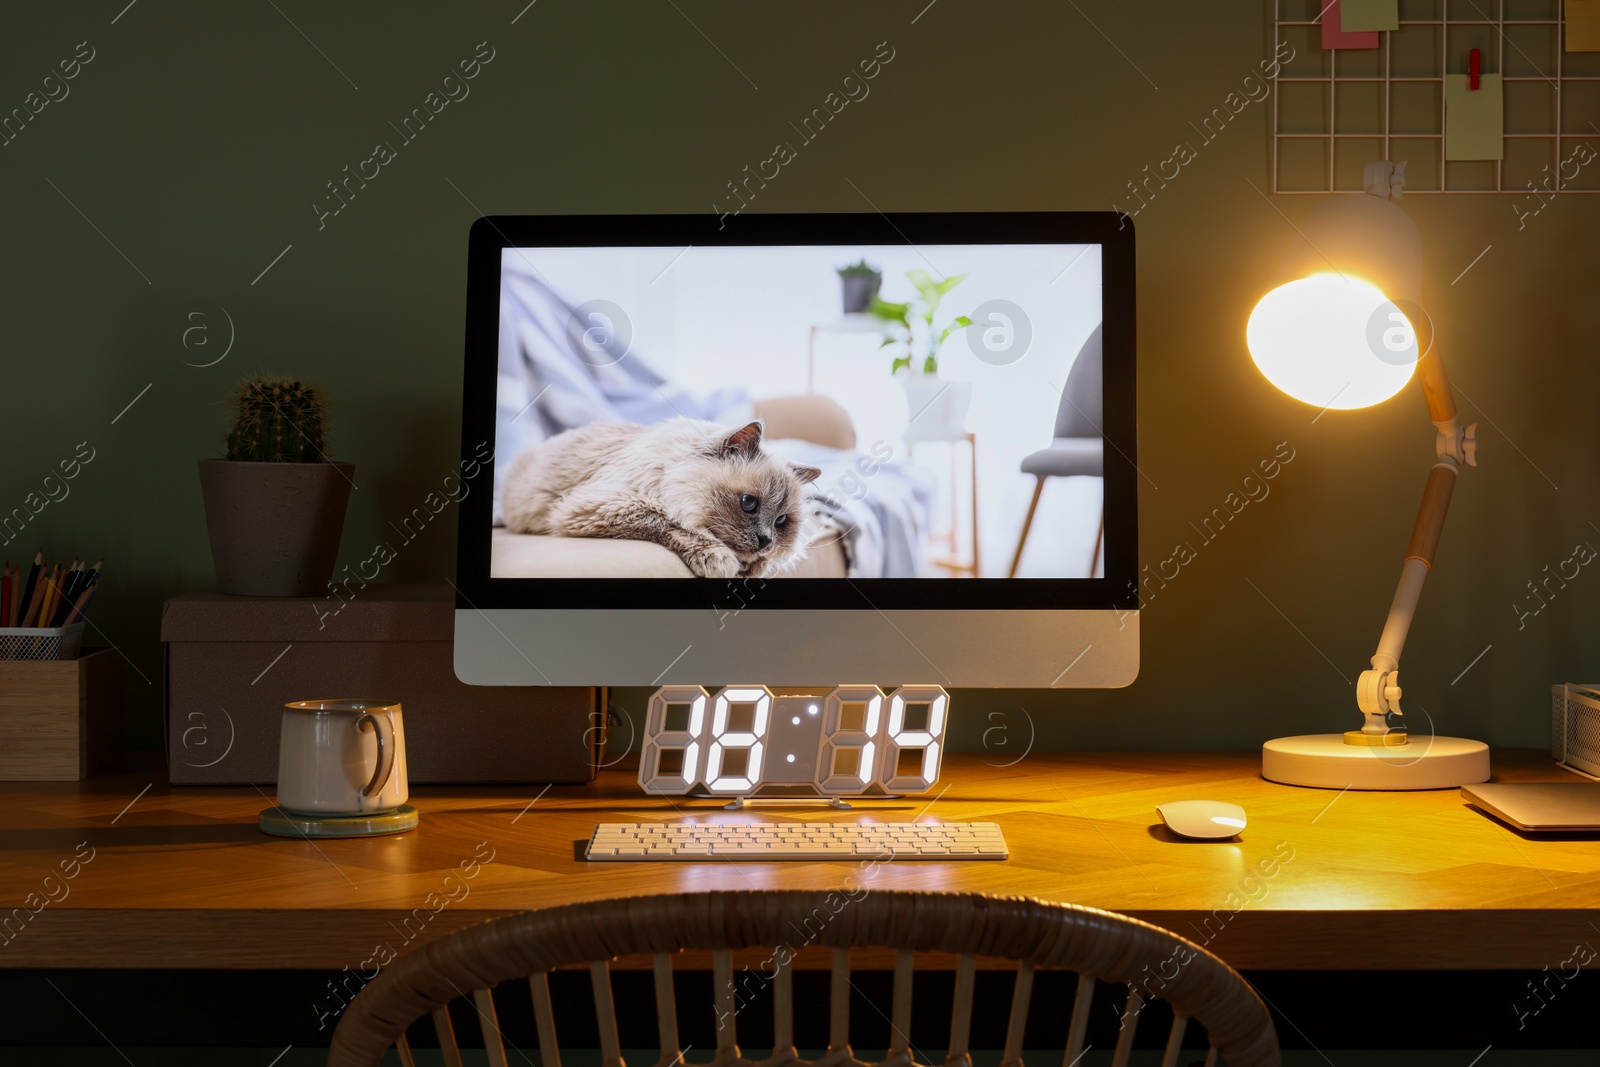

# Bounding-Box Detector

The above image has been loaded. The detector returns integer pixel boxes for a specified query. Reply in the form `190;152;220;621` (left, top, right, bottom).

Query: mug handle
355;713;396;798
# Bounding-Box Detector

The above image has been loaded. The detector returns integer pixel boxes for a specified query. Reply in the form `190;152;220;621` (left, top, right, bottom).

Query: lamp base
1262;733;1490;790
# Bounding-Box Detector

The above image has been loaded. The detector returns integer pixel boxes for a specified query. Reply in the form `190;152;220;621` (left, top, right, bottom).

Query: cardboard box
162;585;604;784
0;648;122;781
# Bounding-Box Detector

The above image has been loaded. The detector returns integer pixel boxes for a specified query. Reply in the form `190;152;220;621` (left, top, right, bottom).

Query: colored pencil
52;567;71;626
49;573;72;627
62;565;87;625
19;572;46;627
58;560;80;605
15;551;41;626
41;567;62;628
49;567;65;627
55;562;84;623
20;568;40;627
66;581;97;626
0;554;108;631
35;567;58;629
53;565;73;615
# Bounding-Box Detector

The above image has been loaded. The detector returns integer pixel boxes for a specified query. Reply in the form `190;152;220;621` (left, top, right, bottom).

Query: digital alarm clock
638;684;949;802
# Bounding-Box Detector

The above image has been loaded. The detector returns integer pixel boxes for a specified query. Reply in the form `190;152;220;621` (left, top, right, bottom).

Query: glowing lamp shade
1247;273;1417;411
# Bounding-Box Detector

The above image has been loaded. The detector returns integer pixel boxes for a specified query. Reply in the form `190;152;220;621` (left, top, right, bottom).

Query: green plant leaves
937;314;974;347
868;295;911;328
906;270;967;319
868;271;971;377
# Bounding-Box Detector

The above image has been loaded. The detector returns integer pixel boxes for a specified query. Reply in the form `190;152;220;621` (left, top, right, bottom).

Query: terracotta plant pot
198;460;355;597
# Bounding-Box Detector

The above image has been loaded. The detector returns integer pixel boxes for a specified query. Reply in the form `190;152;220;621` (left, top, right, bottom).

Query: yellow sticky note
1445;74;1503;160
1341;0;1399;31
1567;0;1600;51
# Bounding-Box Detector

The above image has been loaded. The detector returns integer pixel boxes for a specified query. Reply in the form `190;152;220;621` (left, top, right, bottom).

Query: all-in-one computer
454;212;1137;690
453;213;1138;858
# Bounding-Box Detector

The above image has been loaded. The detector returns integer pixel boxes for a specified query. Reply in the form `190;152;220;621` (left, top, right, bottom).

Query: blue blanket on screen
768;439;933;581
495;265;931;577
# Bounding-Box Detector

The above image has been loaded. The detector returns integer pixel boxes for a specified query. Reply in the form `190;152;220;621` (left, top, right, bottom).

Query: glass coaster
258;803;419;838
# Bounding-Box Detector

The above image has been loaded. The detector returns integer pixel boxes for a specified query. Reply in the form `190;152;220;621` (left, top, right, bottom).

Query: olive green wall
2;2;1593;754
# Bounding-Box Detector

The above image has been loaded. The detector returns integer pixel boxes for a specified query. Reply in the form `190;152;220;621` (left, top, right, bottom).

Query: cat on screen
502;418;821;579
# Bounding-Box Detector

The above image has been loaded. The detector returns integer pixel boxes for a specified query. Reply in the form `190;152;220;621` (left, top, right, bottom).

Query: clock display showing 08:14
637;684;950;799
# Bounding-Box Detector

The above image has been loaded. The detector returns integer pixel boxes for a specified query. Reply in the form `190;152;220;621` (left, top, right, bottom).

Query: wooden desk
0;751;1594;971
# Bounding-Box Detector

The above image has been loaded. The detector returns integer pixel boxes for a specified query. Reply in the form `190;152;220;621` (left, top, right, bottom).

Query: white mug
277;699;409;816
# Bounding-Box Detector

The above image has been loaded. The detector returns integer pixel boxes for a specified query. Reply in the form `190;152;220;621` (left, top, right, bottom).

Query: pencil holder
1553;683;1600;779
0;623;86;661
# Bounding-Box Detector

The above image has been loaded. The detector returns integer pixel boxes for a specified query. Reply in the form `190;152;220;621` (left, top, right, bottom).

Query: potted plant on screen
870;270;975;441
836;259;883;314
197;376;354;596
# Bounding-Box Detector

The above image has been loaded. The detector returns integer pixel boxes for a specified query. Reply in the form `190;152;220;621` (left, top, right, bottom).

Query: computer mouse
1156;800;1247;840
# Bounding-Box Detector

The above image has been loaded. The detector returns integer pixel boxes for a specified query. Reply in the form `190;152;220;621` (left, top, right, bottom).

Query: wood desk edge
0;749;1591;971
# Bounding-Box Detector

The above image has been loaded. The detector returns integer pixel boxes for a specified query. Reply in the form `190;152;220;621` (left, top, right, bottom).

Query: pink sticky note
1321;0;1380;49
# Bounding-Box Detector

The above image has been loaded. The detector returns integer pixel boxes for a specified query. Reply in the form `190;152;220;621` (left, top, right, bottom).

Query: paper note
1341;0;1399;32
1445;74;1504;161
1322;0;1380;49
1567;0;1600;51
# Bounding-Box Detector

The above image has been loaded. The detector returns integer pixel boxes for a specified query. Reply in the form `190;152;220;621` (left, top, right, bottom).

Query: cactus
225;376;328;463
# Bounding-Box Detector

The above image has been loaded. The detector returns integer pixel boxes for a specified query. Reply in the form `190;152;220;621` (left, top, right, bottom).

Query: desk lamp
1246;160;1491;790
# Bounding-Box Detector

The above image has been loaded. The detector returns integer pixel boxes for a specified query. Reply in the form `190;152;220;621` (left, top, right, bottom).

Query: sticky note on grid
1322;0;1380;49
1341;0;1399;32
1567;0;1600;51
1445;74;1504;160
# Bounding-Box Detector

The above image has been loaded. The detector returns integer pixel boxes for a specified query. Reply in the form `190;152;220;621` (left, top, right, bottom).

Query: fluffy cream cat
502;418;822;578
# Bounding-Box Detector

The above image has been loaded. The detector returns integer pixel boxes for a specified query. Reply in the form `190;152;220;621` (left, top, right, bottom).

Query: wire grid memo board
1273;0;1600;192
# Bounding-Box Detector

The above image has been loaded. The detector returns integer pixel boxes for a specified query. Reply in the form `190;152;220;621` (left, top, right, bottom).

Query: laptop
1461;782;1600;831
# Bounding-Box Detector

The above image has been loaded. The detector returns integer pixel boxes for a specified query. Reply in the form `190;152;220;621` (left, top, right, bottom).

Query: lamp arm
1354;342;1478;736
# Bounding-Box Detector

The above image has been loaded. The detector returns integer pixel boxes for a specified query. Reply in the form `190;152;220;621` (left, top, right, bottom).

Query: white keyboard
584;822;1008;861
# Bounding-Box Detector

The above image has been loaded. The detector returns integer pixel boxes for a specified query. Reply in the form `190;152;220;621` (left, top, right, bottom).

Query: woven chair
328;890;1280;1067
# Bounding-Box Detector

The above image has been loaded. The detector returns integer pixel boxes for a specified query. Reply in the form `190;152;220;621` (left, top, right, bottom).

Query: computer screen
455;213;1137;688
490;241;1100;583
